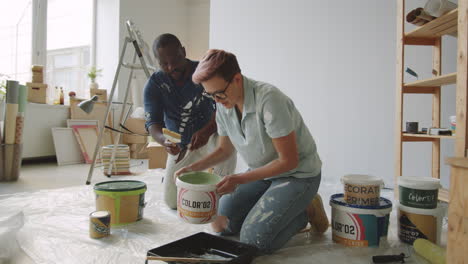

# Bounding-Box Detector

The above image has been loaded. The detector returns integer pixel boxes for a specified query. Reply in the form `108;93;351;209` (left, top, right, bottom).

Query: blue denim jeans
218;173;321;254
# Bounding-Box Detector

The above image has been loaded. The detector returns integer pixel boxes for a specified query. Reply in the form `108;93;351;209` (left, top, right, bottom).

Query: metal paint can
89;210;111;239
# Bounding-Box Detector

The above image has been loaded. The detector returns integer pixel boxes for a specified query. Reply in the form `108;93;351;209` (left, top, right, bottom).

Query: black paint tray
146;232;258;264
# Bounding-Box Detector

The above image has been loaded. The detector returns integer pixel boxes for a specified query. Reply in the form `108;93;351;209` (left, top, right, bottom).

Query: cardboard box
32;73;43;83
26;82;47;104
90;88;107;101
123;134;147;144
124;118;147;135
129;143;148;159
147;142;168;169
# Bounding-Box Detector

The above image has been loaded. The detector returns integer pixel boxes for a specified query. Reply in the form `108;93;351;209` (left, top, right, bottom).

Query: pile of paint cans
397;177;443;245
330;174;391;248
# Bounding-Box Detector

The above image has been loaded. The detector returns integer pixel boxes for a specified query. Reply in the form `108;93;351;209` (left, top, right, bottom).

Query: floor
0;159;439;264
0;159;149;196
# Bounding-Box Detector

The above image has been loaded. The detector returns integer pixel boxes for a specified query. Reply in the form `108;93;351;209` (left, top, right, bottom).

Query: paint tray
146;232;258;264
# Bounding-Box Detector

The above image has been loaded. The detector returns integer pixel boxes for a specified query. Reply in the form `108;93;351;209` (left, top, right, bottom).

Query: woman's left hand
216;174;242;196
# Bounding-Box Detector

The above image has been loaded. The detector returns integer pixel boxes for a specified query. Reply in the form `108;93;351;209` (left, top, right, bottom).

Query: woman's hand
174;166;192;181
216;174;243;196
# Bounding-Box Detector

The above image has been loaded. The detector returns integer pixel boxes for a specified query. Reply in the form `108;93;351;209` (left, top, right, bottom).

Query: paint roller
413;238;446;264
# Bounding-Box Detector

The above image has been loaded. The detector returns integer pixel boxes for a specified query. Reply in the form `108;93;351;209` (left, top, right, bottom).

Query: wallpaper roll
4;81;19;144
17;84;27;113
15;85;27;144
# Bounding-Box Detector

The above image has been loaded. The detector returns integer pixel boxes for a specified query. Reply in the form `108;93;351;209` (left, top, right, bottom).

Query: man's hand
163;139;181;155
216;174;242;196
189;129;211;150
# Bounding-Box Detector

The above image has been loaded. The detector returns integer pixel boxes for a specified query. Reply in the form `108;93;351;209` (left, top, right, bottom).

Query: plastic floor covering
0;169;447;264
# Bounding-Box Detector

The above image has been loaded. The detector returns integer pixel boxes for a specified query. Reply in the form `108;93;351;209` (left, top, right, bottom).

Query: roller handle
372;253;406;263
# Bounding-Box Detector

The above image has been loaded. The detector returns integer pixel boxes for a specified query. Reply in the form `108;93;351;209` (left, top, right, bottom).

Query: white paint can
341;174;384;206
176;171;221;224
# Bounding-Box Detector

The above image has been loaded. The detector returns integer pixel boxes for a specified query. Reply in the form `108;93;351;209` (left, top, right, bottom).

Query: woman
176;49;328;254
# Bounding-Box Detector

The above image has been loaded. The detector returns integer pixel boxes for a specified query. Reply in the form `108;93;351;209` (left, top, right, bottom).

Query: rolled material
413;238;446;264
4;81;19;144
17;84;27;113
15;85;27;144
406;8;436;26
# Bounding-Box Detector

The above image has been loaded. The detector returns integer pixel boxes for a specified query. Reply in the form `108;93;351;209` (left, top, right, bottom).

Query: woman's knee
240;228;274;254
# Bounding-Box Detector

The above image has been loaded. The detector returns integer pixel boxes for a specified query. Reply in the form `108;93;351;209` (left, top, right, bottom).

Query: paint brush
4;80;19;144
162;128;181;143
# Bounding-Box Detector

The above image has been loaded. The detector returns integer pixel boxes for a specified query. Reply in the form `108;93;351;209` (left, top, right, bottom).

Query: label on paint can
90;210;110;239
398;205;441;245
178;188;218;224
330;193;392;248
399;186;438;209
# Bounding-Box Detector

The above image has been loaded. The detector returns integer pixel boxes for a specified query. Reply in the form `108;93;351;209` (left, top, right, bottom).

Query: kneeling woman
176;49;328;254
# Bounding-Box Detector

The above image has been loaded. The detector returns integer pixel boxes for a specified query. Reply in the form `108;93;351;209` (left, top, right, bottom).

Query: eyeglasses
202;78;233;100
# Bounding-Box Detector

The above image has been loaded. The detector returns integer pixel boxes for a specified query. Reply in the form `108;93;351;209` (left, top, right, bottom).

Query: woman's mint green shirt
215;76;321;179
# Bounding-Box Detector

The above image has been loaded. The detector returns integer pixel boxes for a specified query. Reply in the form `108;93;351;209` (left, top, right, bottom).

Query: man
144;34;236;209
176;49;329;254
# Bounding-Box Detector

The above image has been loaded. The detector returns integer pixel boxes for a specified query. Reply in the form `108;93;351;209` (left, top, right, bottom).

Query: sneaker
307;194;329;234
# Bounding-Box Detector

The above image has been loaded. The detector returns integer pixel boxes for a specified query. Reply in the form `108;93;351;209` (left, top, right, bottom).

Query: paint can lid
90;210;110;218
341;174;384;186
398;176;441;190
94;180;146;192
330;193;392;210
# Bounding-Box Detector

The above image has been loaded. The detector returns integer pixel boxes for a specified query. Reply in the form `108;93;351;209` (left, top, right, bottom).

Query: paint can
398;203;443;245
176;172;221;224
94;180;146;226
89;210;110;239
406;122;419;133
330;193;392;247
398;177;441;209
450;115;456;133
341;174;384;206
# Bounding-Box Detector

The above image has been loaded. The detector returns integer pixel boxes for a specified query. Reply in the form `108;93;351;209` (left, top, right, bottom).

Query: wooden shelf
402;133;455;140
405;9;458;39
404;72;456;87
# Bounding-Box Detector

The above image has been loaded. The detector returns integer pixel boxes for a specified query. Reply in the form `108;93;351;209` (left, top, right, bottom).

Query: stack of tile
101;144;131;176
27;65;47;104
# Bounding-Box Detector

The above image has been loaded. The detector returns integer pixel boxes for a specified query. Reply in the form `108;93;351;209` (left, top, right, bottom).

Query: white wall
210;0;456;188
96;0;120;94
116;0;210;107
95;0;210;108
186;0;210;60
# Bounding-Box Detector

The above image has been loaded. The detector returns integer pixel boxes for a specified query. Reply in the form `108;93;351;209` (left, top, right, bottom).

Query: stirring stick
146;256;230;263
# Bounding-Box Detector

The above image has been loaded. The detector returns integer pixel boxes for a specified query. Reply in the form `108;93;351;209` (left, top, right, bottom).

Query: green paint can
398;177;441;209
94;180;147;226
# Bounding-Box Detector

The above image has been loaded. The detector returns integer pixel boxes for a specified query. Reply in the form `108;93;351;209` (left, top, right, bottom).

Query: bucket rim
94;180;147;192
176;171;221;190
341;174;384;186
330;193;392;210
398;176;441;190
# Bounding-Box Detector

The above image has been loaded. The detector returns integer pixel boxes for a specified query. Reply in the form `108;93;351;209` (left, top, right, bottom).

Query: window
47;0;93;104
0;0;32;86
0;0;94;104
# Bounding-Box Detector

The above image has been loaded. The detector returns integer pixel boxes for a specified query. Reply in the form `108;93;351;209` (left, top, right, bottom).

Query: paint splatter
259;211;273;222
270;182;289;190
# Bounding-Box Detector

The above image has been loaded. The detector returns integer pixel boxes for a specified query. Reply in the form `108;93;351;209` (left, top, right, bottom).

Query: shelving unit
395;1;468;204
